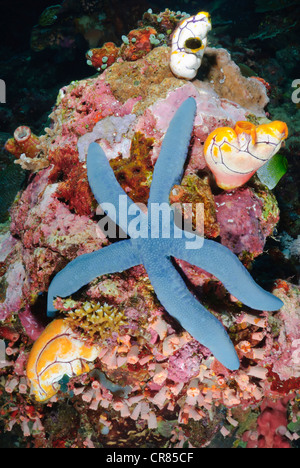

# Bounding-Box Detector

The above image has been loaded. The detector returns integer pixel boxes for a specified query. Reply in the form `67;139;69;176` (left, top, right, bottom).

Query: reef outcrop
1;10;298;449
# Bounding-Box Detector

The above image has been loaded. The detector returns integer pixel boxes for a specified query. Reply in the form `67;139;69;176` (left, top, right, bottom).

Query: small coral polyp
170;11;212;80
26;319;100;402
204;120;288;190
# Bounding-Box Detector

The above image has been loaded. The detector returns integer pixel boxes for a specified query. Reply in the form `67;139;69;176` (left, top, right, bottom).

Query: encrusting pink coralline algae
0;9;299;448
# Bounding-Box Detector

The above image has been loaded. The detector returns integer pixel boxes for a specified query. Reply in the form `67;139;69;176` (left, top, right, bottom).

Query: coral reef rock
0;26;297;448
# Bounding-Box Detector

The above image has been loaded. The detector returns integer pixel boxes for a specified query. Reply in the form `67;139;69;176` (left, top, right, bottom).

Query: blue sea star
47;97;283;370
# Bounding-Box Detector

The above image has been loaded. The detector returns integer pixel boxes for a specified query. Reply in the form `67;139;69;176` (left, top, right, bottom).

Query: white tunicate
170;12;212;80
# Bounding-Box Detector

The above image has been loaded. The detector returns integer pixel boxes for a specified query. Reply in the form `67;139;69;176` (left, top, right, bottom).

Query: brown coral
105;46;174;104
202;48;269;115
169;173;220;239
64;300;128;341
110;131;154;205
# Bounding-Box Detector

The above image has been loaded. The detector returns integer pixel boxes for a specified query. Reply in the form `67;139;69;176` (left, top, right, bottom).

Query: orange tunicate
204;120;288;190
5;126;40;159
26;319;101;402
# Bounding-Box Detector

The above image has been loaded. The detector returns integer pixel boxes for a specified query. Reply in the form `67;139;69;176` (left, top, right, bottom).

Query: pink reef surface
0;38;299;449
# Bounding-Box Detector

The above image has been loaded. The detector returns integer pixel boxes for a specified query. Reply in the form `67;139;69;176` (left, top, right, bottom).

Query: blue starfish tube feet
47;97;283;370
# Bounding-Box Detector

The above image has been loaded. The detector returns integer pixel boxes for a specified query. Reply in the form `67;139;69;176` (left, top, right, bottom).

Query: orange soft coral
86;42;119;71
120;27;157;61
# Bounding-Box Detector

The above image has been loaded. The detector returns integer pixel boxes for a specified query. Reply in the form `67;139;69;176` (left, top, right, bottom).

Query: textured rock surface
201;47;269;116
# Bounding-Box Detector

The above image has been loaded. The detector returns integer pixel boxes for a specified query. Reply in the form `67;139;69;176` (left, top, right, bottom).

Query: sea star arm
169;236;283;311
87;142;142;236
47;239;141;317
143;251;240;370
148;97;197;206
